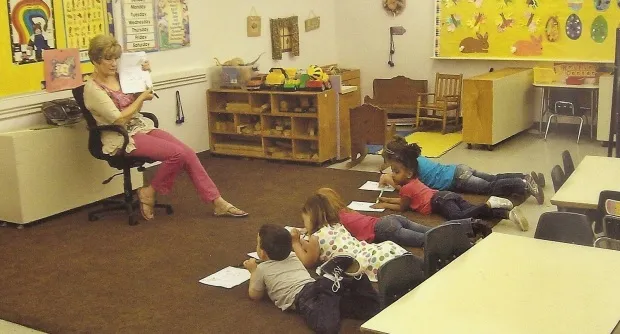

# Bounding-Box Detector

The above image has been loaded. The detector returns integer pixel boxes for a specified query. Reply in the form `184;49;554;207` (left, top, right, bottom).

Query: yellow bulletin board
0;0;115;98
434;0;619;62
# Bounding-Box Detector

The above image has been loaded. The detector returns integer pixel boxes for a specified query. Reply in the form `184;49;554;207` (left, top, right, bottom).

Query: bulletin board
0;0;114;98
121;0;190;52
434;0;619;62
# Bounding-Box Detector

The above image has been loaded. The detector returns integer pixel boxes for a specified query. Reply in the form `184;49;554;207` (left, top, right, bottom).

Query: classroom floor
0;127;608;334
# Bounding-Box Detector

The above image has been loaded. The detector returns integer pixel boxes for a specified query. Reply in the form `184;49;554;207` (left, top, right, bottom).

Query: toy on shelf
264;68;287;90
304;65;332;91
252;103;270;113
225;102;251;112
247;74;266;90
279;100;290;112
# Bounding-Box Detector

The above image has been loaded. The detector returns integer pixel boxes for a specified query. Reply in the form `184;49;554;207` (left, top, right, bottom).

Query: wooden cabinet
207;89;337;163
462;68;534;148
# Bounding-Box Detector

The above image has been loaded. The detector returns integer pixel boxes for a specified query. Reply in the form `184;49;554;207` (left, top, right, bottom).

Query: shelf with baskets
207;89;336;163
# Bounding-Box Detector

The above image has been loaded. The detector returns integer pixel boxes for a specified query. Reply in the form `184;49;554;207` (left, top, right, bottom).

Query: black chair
423;223;473;278
72;85;172;225
550;165;565;194
562;150;575;177
595;191;620;236
377;253;425;309
534;212;593;246
544;90;588;143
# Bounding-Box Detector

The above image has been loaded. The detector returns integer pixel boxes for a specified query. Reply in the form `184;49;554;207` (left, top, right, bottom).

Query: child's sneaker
531;171;546;188
487;196;514;210
509;207;529;231
524;175;544;205
316;254;361;292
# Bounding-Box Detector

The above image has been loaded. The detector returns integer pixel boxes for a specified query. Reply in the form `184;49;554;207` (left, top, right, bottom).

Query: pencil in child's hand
376;188;385;203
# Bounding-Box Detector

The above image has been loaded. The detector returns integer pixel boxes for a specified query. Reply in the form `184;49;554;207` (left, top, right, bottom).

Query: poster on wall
434;0;620;62
42;48;82;92
121;0;189;52
8;0;57;65
62;0;115;63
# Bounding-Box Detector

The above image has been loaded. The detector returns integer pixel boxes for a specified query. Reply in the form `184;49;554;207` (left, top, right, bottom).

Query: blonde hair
316;188;352;213
302;191;342;234
88;34;122;64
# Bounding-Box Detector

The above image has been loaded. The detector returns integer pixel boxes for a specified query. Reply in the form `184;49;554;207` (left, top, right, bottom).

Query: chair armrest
140;112;159;128
89;124;130;154
416;93;436;96
443;95;460;101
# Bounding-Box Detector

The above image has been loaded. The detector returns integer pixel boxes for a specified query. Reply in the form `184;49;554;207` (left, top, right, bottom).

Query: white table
361;233;620;334
551;155;620;210
533;82;598;139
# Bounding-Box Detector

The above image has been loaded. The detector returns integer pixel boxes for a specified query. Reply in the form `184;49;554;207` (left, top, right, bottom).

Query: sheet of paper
199;266;250;289
347;201;385;212
118;52;153;94
358;181;395;192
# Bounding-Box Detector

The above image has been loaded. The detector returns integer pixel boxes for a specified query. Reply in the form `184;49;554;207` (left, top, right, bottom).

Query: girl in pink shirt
372;143;530;232
316;188;431;247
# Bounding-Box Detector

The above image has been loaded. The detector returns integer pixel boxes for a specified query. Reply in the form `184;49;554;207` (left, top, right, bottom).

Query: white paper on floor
358;181;395;192
199;266;250;288
347;201;385;212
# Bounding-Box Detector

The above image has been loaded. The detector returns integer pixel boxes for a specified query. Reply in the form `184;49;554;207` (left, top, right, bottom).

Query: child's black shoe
316;254;361;292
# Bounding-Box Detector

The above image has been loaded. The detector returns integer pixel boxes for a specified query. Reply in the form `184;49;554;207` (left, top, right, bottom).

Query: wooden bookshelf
207;89;337;163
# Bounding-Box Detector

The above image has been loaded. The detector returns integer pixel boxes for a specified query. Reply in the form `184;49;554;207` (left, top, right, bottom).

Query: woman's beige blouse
83;79;155;155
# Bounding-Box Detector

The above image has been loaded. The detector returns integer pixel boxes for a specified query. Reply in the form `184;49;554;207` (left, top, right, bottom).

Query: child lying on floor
378;136;545;204
243;224;379;334
371;142;530;231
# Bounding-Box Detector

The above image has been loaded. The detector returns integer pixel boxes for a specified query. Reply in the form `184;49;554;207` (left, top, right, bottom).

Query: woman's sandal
213;204;248;218
137;187;155;221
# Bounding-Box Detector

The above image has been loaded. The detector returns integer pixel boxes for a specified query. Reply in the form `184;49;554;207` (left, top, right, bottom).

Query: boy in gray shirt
244;224;379;334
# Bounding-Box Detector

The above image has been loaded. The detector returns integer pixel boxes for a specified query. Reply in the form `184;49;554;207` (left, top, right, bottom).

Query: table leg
540;87;546;135
591;89;595;139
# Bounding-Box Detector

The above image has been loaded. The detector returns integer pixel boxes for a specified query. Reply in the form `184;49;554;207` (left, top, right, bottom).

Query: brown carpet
0;155;501;334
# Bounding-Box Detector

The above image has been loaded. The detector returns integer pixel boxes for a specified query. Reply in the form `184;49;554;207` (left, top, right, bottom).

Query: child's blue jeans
374;214;431;247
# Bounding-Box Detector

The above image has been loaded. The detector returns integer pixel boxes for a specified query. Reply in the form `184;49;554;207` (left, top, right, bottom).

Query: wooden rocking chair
416;73;463;134
347;103;396;168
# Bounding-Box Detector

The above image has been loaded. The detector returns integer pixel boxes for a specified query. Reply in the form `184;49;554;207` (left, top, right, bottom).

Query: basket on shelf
533;67;556;84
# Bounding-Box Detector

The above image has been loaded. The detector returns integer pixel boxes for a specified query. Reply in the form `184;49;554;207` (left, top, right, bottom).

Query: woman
378;136;545;204
84;35;247;220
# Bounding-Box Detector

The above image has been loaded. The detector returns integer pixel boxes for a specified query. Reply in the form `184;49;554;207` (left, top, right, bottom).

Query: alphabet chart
63;0;115;62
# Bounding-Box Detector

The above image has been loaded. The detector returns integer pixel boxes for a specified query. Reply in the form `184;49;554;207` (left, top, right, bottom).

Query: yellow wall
0;0;110;97
436;0;618;62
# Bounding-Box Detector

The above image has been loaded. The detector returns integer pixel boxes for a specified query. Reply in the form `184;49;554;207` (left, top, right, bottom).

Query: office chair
72;85;173;226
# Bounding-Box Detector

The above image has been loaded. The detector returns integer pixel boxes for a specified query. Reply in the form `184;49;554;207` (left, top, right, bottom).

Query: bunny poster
435;0;618;62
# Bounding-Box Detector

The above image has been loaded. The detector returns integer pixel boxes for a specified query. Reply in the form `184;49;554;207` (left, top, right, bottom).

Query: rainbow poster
8;0;57;64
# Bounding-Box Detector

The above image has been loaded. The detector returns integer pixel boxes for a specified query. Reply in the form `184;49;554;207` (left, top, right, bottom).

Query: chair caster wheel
166;207;174;215
466;143;472;149
88;214;99;221
128;216;139;226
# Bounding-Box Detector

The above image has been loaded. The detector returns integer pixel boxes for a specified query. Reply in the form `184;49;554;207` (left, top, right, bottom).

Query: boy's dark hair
391;142;422;175
259;224;293;261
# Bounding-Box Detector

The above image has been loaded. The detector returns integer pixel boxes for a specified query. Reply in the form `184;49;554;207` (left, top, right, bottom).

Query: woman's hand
141;60;152;72
139;89;155;101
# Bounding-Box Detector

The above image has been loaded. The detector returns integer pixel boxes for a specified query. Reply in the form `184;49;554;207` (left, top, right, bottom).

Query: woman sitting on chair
83;35;247;220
